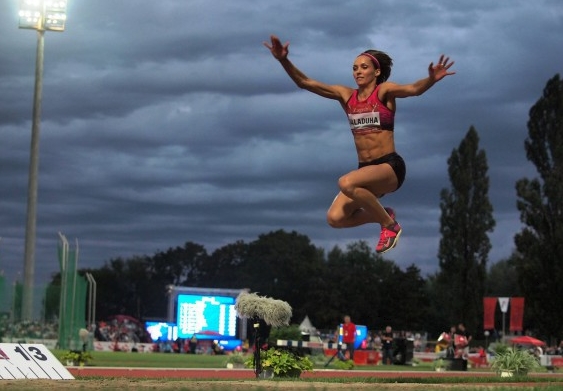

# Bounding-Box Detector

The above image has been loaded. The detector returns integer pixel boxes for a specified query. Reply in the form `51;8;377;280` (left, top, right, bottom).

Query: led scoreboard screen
145;321;177;342
176;294;237;339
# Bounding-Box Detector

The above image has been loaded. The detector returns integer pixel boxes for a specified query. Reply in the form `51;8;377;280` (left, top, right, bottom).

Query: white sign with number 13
0;343;74;380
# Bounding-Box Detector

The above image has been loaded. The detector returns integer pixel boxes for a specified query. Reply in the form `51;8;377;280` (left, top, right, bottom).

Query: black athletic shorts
357;152;406;190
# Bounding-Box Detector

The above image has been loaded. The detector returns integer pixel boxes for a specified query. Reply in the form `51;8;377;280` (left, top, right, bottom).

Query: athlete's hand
428;55;455;82
263;35;289;61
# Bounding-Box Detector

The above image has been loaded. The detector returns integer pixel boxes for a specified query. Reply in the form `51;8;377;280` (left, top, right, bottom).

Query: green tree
424;275;450;338
319;241;383;328
126;256;165;319
486;256;521;297
87;257;151;320
513;74;563;340
388;264;430;331
199;241;249;288
239;230;325;323
91;260;126;320
436;126;495;334
150;241;208;287
314;241;429;332
59;231;431;333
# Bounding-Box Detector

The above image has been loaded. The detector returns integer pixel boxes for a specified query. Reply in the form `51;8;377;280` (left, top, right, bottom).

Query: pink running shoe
376;221;402;254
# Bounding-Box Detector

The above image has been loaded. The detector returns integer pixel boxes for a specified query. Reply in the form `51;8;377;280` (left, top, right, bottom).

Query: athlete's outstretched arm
383;54;456;99
264;35;351;102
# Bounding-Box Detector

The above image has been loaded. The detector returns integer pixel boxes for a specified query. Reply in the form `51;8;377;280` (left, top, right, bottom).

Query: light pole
18;0;68;320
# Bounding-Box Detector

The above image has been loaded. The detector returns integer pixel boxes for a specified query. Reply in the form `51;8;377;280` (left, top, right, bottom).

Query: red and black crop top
345;85;395;135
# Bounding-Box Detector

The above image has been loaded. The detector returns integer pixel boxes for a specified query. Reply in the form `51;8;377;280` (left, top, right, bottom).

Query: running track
68;366;563;381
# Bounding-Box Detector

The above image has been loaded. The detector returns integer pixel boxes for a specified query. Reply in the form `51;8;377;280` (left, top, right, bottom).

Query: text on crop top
346;85;395;135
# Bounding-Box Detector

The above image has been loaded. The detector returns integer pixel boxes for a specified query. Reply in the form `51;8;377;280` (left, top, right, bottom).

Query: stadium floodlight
18;0;68;32
18;0;69;321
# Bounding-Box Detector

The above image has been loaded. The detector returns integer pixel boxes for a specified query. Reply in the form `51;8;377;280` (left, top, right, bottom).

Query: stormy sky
0;0;562;290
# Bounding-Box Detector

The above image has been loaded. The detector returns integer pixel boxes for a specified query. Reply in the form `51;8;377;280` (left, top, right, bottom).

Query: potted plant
224;351;247;369
60;350;93;367
432;358;448;372
334;358;355;370
245;348;313;378
490;347;539;377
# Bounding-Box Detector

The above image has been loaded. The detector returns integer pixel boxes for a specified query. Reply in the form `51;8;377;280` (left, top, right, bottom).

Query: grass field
54;349;440;370
8;350;560;391
50;349;556;373
54;349;232;368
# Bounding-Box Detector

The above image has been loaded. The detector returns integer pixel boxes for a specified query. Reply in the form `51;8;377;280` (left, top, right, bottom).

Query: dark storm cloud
1;0;562;295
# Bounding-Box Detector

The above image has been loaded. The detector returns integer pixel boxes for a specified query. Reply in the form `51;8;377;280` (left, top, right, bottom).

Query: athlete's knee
326;209;344;228
337;175;355;197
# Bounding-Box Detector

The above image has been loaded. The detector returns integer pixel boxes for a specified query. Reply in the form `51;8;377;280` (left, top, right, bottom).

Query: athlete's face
353;55;380;86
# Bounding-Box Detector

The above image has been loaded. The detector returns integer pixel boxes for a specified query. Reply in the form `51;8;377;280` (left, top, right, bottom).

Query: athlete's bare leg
327;164;398;228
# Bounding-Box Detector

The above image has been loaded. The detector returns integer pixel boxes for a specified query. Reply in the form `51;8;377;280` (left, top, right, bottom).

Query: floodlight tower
18;0;68;320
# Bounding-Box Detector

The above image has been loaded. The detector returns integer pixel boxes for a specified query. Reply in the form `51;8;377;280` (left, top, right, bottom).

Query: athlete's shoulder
375;81;399;102
376;81;397;93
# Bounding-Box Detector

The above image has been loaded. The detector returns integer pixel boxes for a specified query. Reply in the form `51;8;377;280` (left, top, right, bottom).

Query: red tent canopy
509;336;545;346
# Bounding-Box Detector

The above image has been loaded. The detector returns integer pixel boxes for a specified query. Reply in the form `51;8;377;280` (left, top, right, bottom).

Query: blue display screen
145;321;178;342
176;294;237;339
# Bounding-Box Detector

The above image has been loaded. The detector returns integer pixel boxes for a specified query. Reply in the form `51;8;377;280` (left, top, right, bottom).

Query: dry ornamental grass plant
234;292;292;327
